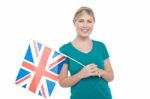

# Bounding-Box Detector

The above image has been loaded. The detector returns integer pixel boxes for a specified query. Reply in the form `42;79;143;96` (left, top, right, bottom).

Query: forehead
77;13;94;20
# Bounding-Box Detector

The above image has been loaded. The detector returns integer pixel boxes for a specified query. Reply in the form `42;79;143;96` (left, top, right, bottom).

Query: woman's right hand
78;63;99;79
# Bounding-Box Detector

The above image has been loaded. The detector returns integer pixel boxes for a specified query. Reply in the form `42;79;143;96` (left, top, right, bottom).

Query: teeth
82;29;88;32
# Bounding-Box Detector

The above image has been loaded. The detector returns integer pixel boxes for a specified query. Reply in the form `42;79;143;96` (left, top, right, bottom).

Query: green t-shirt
59;40;112;99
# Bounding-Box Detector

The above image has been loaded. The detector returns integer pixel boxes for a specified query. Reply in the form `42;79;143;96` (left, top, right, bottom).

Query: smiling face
74;12;95;38
73;7;95;39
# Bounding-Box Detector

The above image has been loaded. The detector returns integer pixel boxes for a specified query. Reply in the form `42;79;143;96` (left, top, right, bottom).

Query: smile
81;29;89;32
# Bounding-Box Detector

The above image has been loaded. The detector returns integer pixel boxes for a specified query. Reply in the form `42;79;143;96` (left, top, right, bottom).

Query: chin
79;34;90;38
77;31;91;38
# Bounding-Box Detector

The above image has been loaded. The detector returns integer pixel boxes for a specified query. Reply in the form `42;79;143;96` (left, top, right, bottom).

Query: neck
74;36;91;42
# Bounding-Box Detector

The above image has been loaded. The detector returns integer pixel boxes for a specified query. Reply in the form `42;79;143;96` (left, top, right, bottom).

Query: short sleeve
101;43;110;60
59;45;70;64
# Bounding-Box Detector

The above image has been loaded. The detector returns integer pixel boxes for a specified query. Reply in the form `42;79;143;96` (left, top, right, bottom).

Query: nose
83;22;88;28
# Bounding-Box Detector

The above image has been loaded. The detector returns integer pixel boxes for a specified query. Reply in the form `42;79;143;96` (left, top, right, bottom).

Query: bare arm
58;64;82;87
98;59;114;82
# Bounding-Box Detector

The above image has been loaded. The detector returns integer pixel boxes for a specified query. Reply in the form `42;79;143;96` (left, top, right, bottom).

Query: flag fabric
15;40;66;98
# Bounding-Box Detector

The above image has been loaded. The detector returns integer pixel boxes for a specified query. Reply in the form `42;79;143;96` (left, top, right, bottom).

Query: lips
81;29;90;33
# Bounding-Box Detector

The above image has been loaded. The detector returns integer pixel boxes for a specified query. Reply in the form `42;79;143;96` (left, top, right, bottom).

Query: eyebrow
77;18;93;20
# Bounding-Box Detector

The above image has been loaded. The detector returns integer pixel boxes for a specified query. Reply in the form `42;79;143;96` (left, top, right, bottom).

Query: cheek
91;26;94;30
75;26;80;33
89;25;94;30
89;23;94;28
75;24;81;30
75;23;81;27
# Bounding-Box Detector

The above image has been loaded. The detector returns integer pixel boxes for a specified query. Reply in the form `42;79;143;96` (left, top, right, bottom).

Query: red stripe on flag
22;61;36;71
15;74;31;84
29;47;51;93
41;84;46;98
33;40;38;58
44;71;58;81
48;56;65;68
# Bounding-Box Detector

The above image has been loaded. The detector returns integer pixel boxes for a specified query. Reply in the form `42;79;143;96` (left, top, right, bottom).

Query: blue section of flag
46;80;55;96
37;42;42;51
50;60;65;74
16;68;30;81
52;51;60;58
24;45;34;63
38;91;42;96
22;84;27;88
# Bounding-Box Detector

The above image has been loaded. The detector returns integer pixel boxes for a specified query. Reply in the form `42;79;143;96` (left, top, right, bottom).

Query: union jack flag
15;40;66;98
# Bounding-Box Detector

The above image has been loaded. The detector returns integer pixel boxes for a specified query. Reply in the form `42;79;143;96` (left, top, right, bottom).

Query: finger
85;64;98;72
85;65;94;70
90;64;98;69
90;71;99;76
91;68;99;73
90;63;97;67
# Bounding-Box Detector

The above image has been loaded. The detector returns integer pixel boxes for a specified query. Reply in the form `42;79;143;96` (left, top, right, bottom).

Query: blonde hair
73;6;95;23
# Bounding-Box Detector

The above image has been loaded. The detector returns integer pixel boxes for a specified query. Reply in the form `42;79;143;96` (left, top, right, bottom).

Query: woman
59;6;114;99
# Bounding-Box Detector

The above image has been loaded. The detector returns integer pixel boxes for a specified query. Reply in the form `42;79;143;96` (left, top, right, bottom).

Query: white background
0;0;150;99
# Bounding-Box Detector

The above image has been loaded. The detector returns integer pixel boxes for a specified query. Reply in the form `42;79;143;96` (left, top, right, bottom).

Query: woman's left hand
89;64;105;77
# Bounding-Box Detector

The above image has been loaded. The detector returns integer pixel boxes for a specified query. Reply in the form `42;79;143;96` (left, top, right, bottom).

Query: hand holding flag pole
60;52;101;77
60;51;101;78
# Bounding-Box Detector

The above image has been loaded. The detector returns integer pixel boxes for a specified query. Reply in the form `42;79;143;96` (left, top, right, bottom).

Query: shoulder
93;40;106;47
59;42;71;54
93;40;110;59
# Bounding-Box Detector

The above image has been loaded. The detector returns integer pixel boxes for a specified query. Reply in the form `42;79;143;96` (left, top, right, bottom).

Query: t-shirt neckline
69;40;94;55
